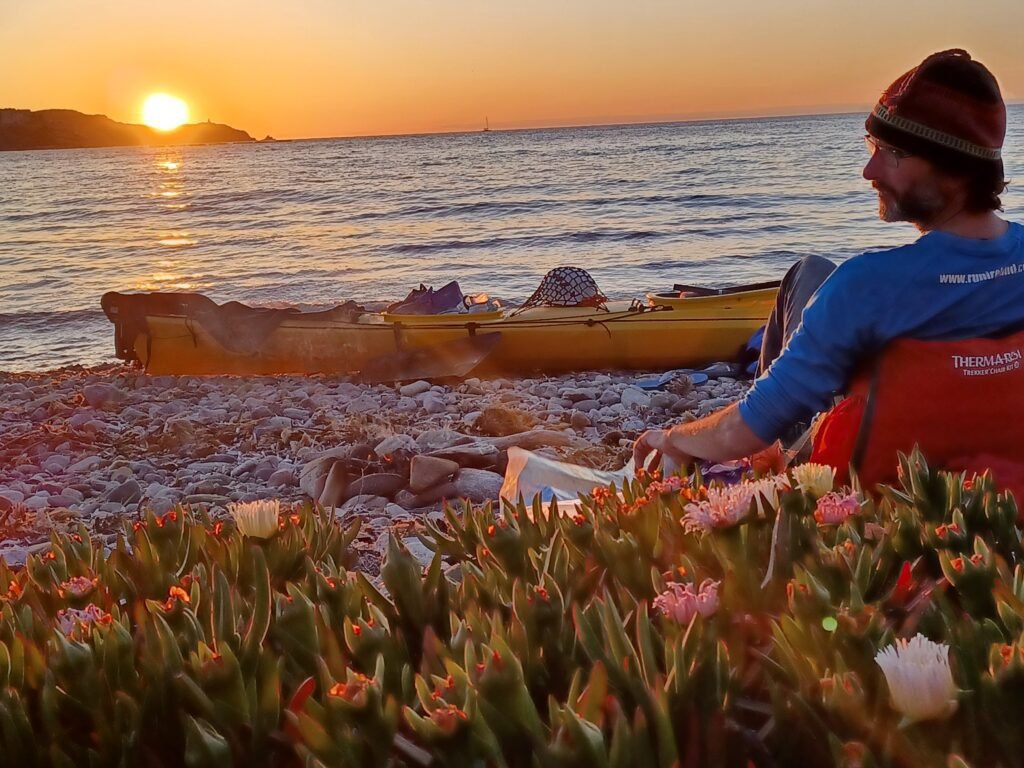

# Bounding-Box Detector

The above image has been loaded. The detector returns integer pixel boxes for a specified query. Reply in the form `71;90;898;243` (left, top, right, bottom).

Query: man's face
862;136;959;228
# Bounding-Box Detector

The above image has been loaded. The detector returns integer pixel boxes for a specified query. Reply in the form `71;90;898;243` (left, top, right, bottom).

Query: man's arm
634;253;880;475
633;403;769;471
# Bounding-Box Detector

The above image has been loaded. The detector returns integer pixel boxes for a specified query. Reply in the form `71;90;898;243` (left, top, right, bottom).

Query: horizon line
286;105;876;142
271;98;1024;143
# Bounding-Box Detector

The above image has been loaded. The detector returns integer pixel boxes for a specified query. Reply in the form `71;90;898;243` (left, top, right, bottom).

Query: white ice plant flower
228;499;281;539
791;462;835;498
875;634;958;724
748;473;791;517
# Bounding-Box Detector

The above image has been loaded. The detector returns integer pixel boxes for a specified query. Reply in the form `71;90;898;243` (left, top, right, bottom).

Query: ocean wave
0;308;107;333
347;198;558;221
341;190;794;222
385;228;672;255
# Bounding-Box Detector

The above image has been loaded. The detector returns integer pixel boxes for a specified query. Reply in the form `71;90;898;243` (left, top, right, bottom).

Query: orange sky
2;0;1022;139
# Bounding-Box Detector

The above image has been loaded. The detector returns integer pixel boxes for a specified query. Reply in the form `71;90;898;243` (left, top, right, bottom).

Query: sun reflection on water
135;280;196;291
152;155;186;203
136;268;195;291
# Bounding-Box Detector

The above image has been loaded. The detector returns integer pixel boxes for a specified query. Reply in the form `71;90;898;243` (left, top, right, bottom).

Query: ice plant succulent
2;449;1018;765
792;462;836;498
328;672;373;708
645;475;687;496
429;702;470;736
814;492;860;526
875;634;958;724
652;579;720;624
228;499;281;539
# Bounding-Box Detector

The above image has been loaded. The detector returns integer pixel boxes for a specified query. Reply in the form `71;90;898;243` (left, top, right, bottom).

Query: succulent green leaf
183;715;232;767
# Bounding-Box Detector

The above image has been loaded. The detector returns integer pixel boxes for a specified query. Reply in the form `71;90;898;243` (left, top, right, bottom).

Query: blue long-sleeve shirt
739;222;1024;443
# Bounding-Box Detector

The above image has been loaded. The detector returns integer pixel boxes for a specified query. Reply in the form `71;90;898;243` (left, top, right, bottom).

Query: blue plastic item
634;370;709;390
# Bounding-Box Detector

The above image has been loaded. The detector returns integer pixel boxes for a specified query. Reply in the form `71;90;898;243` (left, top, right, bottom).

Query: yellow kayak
101;285;778;377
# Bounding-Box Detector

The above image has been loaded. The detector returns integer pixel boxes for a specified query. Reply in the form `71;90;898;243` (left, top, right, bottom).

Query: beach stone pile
0;364;750;571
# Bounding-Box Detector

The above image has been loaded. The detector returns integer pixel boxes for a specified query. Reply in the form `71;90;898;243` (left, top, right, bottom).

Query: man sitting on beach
634;49;1024;487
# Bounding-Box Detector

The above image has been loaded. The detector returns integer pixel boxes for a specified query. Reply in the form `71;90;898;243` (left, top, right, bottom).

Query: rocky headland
0;365;749;573
0;108;254;151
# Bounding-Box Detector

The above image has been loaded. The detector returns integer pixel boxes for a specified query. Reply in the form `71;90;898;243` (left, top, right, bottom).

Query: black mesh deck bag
515;266;608;312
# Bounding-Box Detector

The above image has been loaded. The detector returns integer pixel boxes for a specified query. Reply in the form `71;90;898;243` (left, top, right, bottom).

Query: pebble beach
0;364;750;571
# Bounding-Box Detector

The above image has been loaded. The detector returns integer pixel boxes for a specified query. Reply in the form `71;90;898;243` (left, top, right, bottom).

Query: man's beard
874;180;948;227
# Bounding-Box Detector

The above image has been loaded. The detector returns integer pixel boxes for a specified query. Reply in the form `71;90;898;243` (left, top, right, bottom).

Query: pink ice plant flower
682;484;756;532
814;492;860;525
682;475;785;532
59;576;97;599
56;603;112;635
653;579;720;624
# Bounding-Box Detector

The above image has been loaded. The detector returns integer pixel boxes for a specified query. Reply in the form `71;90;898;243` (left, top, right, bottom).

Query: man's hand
633;428;693;475
631;404;769;477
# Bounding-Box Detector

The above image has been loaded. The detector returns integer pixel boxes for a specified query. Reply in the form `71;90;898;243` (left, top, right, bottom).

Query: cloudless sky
1;0;1022;139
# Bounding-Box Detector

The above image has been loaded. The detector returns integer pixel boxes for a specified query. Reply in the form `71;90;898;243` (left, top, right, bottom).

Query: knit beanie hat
865;49;1005;174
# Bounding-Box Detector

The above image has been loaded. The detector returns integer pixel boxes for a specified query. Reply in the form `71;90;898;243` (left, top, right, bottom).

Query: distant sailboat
483;117;491;133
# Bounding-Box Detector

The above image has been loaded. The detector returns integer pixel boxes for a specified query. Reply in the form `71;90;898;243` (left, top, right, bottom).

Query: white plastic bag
500;446;635;518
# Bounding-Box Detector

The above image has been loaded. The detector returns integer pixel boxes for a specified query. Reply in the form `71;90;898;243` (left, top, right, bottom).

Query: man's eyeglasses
864;135;913;167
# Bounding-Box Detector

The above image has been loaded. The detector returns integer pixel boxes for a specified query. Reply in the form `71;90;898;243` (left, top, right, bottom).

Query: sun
142;93;190;131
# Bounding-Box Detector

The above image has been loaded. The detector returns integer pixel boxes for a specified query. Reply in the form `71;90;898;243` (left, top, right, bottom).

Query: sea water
1;108;1022;371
